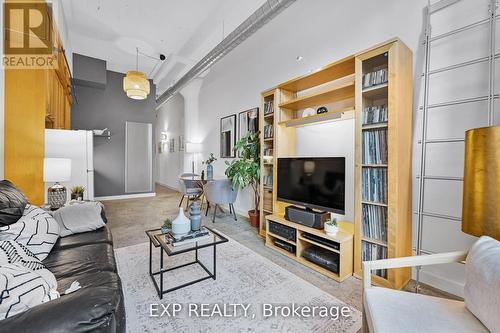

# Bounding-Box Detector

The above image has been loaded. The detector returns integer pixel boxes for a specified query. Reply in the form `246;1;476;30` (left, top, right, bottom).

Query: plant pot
324;223;339;236
248;210;260;228
71;193;84;201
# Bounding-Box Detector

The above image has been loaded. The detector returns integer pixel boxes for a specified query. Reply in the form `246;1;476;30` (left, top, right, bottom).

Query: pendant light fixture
123;47;150;100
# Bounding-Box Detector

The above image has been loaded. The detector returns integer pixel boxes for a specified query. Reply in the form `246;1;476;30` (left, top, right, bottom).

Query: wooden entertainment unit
265;215;354;282
259;38;413;288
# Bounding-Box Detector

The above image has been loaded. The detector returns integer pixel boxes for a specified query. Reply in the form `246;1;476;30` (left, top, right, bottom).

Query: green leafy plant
203;153;217;166
70;186;85;194
325;218;338;227
162;218;172;229
225;131;260;212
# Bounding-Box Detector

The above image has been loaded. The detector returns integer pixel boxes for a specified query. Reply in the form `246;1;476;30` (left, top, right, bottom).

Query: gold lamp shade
462;126;500;240
123;70;150;100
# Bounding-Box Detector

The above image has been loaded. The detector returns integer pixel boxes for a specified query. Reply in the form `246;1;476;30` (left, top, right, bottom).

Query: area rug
115;232;362;333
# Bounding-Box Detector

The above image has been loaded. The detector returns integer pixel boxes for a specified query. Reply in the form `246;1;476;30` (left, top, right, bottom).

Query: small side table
145;227;228;299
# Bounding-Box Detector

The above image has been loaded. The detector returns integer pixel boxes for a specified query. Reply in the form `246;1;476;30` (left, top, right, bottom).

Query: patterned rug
115;233;362;333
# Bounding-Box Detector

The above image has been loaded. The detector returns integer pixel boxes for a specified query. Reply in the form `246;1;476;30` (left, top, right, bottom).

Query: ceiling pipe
155;0;297;109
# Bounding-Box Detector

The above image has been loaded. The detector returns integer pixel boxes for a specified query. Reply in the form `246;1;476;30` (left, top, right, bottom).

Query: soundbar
285;205;329;229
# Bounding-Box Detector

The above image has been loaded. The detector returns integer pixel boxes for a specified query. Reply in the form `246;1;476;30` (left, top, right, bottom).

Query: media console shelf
265;215;354;282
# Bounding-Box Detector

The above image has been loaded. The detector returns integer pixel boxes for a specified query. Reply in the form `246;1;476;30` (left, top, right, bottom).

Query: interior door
125;121;153;193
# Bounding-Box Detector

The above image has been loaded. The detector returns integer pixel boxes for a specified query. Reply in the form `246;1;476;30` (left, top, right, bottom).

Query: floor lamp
462;126;500;240
185;143;202;174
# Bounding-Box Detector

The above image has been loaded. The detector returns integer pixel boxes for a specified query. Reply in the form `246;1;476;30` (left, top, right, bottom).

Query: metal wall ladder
415;0;498;291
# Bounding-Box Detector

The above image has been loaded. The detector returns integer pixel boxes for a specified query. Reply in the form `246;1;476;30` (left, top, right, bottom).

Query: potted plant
324;218;338;236
203;153;217;180
70;186;85;201
225;131;260;228
161;218;172;234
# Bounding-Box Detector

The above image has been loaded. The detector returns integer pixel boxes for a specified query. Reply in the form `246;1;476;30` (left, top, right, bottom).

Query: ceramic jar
207;164;214;180
190;201;202;231
172;207;191;236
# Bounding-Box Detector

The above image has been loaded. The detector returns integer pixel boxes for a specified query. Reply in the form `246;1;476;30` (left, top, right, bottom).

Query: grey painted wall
71;61;156;197
72;53;107;88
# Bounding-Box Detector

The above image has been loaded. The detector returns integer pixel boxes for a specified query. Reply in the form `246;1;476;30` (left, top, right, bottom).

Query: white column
179;78;203;173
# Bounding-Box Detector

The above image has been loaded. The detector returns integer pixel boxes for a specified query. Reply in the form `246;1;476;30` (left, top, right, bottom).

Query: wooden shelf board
362;122;388;130
279;80;355;110
264;113;274;118
268;232;297;245
361;201;388;207
362;236;388;247
279;107;354;128
279;56;355;92
263;208;273;214
265;241;296;260
362;83;388;99
264;138;274;142
296;256;343;281
297;235;340;254
263;185;273;190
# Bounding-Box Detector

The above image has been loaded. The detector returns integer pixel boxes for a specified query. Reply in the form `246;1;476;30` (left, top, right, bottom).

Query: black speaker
285;205;329;229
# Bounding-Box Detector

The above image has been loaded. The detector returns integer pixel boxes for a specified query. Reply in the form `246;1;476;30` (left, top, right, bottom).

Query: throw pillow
0;180;28;227
51;201;105;237
0;205;60;261
464;236;500;333
0;263;59;319
0;240;45;271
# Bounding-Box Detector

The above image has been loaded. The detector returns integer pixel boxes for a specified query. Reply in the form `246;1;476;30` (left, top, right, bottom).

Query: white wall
156;94;185;190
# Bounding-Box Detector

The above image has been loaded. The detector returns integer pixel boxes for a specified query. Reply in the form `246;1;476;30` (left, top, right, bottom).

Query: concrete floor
104;184;460;314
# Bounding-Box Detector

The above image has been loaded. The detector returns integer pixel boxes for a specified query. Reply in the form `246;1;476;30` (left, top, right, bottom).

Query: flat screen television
277;157;345;214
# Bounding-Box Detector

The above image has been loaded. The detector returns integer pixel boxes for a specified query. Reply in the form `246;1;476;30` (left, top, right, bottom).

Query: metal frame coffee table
145;227;228;299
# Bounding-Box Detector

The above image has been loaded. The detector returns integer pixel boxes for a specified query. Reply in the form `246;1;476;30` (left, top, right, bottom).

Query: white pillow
0;205;60;260
0;263;59;319
50;202;105;237
464;236;500;333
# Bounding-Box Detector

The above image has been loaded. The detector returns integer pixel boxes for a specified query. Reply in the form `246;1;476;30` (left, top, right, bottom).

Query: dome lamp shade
123;70;150;100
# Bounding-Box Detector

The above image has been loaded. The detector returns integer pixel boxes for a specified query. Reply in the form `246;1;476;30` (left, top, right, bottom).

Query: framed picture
169;138;175;153
220;114;236;158
179;135;184;151
238;107;259;157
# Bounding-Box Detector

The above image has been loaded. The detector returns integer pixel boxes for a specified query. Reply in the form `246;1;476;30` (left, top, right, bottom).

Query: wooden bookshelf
354;39;413;289
258;38;412;289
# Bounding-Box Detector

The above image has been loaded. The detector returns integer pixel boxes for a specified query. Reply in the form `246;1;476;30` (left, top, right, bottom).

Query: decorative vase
189;201;202;231
248;210;259;228
324;223;339;236
172;207;191;236
207;164;214;180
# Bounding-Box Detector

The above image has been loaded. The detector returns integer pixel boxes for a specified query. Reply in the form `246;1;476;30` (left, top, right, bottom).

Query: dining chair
203;179;237;223
178;173;202;209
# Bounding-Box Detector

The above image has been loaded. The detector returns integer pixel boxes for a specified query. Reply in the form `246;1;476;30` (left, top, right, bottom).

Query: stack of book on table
164;227;211;246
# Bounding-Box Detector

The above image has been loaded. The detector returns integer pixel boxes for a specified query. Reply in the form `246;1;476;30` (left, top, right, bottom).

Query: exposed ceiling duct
155;0;297;109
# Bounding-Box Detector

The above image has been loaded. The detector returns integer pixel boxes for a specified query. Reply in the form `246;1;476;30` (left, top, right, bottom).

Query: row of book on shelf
263;148;274;156
362;168;387;204
362;67;388;89
362;241;388;278
362;129;388;165
264;100;274;115
363;104;388;125
263;174;273;187
264;124;274;139
362;204;388;242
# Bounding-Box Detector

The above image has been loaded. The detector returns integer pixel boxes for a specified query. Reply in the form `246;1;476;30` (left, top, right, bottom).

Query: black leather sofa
0;226;126;333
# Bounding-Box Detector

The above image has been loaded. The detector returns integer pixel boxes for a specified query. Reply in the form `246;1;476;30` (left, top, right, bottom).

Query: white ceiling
62;0;266;96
